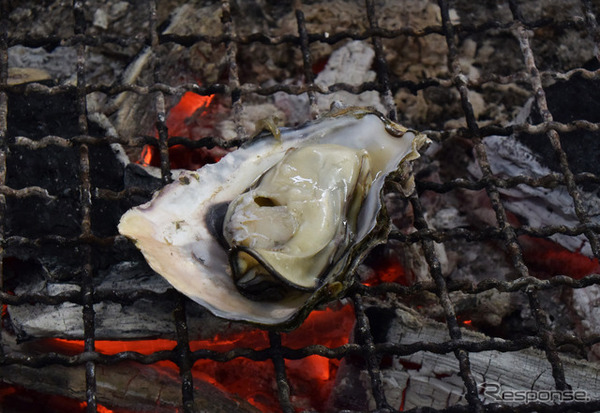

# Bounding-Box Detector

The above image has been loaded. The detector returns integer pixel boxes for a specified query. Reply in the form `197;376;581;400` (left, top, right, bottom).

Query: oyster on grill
118;107;429;329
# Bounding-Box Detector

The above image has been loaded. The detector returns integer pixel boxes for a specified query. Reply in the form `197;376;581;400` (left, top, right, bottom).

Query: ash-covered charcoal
469;74;600;259
463;74;600;360
330;300;600;411
7;259;253;341
572;284;600;360
5;87;87;284
6;85;124;230
274;41;385;124
0;336;261;413
4;84;161;301
5;0;600;411
123;162;163;197
327;306;397;411
3;82;170;340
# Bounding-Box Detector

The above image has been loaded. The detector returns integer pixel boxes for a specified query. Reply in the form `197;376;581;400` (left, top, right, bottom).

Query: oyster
118;107;429;329
224;143;373;300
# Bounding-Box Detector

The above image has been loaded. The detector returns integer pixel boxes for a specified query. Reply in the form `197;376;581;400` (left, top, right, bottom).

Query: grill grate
2;0;600;412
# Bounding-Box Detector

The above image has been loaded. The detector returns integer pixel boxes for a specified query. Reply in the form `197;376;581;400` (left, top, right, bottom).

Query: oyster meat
224;143;372;300
118;107;429;329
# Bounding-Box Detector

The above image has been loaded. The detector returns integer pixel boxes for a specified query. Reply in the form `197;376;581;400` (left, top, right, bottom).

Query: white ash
434;237;515;328
162;2;223;37
429;207;469;230
274;40;385;124
314;40;385;114
272;82;311;126
92;1;131;31
332;303;600;411
93;8;109;29
469;135;600;258
7;261;253;341
465;128;600;358
387;317;600;410
388;157;518;326
572;285;600;360
8;46;78;82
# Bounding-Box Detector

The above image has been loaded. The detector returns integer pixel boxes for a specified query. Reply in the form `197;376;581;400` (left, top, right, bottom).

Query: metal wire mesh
1;0;600;412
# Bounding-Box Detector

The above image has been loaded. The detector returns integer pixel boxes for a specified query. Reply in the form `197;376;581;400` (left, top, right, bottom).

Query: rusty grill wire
1;0;600;412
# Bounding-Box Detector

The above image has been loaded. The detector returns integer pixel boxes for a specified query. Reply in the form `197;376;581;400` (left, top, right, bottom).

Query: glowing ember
80;402;114;413
138;90;226;170
283;305;355;411
1;289;14;328
0;383;116;413
165;91;215;138
520;235;600;279
363;253;409;286
140;145;153;166
29;304;355;412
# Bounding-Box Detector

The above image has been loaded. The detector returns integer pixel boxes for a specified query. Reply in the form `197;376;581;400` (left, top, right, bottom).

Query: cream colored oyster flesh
224;144;372;299
118;107;429;328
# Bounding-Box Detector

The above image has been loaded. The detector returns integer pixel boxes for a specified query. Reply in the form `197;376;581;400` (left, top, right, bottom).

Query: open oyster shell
118;107;429;330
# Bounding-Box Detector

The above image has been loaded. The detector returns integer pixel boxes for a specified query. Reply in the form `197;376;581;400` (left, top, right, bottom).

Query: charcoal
7;259;253;341
4;84;159;281
518;74;600;177
331;302;600;410
0;336;260;413
3;0;600;412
